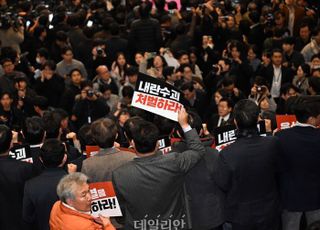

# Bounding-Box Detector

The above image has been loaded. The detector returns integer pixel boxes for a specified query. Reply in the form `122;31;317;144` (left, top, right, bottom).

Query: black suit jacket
172;139;226;229
261;64;294;90
184;91;209;121
112;129;205;229
215;135;280;225
248;24;265;53
276;126;320;211
207;113;234;133
0;156;34;230
22;168;67;230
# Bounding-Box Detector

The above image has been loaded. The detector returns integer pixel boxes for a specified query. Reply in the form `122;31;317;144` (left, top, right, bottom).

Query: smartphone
147;52;157;59
49;24;53;29
26;20;31;28
219;16;229;19
186;7;192;11
49;13;53;22
87;20;93;27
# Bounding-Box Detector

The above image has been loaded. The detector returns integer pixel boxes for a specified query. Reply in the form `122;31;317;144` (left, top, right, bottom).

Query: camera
257;86;262;92
212;64;221;73
265;13;274;27
0;12;23;30
257;85;266;94
87;90;95;98
96;47;104;57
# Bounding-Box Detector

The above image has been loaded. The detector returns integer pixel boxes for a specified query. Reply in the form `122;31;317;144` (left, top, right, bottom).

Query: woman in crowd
111;52;130;86
189;47;203;80
147;54;167;79
293;64;310;95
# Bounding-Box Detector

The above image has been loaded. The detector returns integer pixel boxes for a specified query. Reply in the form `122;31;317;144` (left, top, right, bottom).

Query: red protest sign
276;115;297;130
85;145;100;158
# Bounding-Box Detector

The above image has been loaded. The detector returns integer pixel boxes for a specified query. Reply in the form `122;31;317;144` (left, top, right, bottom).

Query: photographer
14;76;38;117
204;58;232;99
249;76;277;112
71;82;109;130
0;13;24;54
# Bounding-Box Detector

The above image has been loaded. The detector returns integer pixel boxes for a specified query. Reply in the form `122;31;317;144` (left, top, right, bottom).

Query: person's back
277;125;320;209
81;118;135;182
0;125;34;230
129;2;162;53
113;152;191;228
130;18;161;53
112;109;205;229
215;100;280;229
171;111;226;230
276;99;320;230
23;139;68;230
220;136;279;217
82;148;135;182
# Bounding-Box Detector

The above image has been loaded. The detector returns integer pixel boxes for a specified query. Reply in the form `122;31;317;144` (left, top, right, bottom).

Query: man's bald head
96;65;110;80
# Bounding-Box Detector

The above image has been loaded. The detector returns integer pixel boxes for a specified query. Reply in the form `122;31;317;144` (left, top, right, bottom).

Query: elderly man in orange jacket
50;172;115;230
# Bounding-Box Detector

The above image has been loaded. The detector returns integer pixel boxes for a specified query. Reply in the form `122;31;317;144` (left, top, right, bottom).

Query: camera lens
96;48;103;56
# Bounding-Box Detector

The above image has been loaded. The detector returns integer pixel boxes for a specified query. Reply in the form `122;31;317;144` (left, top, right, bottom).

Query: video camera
0;11;23;30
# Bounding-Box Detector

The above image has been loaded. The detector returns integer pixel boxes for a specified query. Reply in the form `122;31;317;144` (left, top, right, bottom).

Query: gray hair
57;172;89;203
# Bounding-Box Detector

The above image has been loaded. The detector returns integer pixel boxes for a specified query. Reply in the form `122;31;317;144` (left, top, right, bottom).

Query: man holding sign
50;173;115;230
112;108;205;229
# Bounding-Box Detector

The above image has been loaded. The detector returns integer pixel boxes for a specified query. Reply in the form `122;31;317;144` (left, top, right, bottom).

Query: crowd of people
0;0;320;229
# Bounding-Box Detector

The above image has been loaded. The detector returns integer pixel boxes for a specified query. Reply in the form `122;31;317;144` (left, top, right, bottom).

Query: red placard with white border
89;182;123;217
276;115;297;130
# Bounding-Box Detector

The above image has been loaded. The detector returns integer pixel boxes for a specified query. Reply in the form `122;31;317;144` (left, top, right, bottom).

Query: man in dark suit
181;82;208;121
215;100;280;230
276;99;320;230
22;116;46;174
261;49;294;101
172;111;225;230
112;108;205;229
81;118;135;182
282;36;305;71
208;97;234;133
23;139;68;230
0;125;34;230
